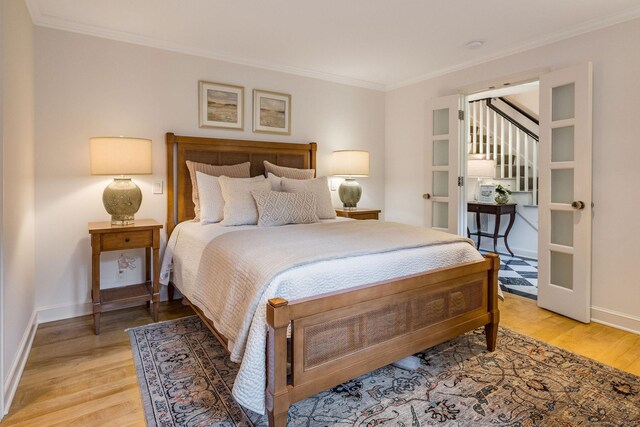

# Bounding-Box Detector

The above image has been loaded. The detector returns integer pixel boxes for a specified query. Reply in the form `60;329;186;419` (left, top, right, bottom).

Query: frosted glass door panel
433;109;449;136
433;140;449;166
552;83;575;121
552;126;575;162
432;202;448;229
433;171;449;197
551;169;574;204
551;211;574;246
550;251;573;290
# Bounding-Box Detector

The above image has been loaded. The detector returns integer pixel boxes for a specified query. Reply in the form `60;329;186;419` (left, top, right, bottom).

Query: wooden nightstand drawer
101;230;152;251
335;208;381;220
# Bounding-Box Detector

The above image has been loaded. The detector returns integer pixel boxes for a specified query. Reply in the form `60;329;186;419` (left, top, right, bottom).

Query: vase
495;193;509;205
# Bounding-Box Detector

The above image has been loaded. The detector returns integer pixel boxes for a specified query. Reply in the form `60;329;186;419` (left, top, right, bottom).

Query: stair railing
469;98;539;205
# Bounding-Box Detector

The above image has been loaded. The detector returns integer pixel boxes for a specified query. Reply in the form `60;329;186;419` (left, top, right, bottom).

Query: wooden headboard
166;132;317;236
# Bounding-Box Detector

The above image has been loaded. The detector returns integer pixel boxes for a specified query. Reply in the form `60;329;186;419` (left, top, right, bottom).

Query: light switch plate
153;179;163;194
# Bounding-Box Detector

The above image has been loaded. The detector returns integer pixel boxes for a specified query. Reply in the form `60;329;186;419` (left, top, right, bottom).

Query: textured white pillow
197;172;264;224
280;176;336;219
219;176;271;226
252;190;319;227
263;160;315;179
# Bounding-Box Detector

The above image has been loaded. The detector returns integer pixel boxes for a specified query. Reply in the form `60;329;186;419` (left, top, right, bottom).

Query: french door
424;95;464;235
538;63;593;322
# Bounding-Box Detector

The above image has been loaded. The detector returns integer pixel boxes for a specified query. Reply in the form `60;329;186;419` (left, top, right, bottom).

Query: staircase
468;98;539;205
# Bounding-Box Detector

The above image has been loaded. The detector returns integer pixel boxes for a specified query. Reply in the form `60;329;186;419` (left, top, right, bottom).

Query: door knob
571;201;585;210
422;193;431;200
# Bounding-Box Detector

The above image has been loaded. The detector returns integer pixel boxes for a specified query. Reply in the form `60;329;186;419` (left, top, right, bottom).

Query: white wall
34;28;386;321
1;0;37;416
386;18;640;331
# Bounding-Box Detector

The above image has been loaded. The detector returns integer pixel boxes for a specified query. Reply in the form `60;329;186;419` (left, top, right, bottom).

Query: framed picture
253;89;291;135
199;81;244;129
478;184;496;203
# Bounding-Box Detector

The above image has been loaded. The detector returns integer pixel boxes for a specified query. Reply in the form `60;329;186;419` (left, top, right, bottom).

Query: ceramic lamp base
103;178;142;226
338;178;362;209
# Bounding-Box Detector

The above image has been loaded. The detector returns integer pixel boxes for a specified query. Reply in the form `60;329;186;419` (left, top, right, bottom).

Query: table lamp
467;159;495;200
90;136;152;225
331;150;369;209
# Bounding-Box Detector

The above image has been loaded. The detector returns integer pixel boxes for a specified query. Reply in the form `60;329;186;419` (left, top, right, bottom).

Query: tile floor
480;251;538;300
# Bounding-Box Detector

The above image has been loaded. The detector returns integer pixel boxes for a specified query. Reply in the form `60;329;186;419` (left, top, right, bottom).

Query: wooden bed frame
165;132;500;426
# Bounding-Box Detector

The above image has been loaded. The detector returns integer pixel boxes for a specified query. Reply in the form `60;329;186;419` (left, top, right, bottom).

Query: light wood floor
1;295;639;426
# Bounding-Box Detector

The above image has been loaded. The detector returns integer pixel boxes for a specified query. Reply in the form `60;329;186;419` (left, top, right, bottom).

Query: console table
467;202;517;256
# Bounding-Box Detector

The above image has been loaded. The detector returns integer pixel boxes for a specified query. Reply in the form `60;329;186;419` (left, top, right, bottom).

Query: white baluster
493;108;497;163
524;134;529;192
486;102;491;160
472;102;477;154
479;101;484;156
508;122;513;178
516;130;521;191
500;117;505;179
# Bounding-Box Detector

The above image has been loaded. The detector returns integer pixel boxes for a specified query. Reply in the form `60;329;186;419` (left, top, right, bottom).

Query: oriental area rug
128;316;639;426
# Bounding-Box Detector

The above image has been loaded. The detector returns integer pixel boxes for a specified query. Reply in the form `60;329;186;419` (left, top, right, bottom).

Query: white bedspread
160;220;485;414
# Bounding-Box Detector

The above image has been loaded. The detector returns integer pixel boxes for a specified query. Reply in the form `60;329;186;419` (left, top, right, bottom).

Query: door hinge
458;176;464;187
458;110;464;120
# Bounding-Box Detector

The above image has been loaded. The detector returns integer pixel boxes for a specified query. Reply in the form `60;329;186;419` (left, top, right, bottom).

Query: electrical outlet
116;270;125;282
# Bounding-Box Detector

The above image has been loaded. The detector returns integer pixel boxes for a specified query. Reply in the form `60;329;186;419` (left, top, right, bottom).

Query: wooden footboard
265;253;500;426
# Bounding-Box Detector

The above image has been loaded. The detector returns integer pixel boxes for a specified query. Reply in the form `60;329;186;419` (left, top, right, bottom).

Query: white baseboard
36;301;92;324
3;310;38;416
591;306;640;335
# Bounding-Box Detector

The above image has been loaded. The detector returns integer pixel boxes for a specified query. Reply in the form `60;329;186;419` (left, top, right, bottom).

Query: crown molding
26;0;640;93
25;0;385;92
386;6;640;91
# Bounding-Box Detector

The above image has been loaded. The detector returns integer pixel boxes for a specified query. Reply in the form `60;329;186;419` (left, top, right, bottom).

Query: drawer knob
125;237;130;242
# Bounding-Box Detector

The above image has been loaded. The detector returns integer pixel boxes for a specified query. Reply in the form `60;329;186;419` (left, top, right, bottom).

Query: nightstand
88;219;163;334
335;208;381;220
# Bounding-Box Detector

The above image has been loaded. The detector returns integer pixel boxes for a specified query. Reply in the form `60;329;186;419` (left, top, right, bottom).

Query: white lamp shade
467;159;495;178
331;150;370;177
90;137;152;175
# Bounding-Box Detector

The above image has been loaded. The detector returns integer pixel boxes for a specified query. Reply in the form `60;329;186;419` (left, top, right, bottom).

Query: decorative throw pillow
197;172;264;224
219;176;271;226
186;160;251;220
280;176;336;219
264;160;315;180
251;190;319;227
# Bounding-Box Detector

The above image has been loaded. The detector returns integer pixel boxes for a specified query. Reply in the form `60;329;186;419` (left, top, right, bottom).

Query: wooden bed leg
168;282;175;301
266;298;290;427
484;253;501;352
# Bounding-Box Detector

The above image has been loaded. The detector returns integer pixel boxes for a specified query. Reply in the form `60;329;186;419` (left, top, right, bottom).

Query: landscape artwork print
199;81;244;129
253;89;291;135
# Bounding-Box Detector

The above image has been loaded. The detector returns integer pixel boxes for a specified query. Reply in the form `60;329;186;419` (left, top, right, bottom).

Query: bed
164;132;500;426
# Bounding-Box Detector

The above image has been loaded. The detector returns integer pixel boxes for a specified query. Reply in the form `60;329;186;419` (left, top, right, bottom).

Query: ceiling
26;0;640;91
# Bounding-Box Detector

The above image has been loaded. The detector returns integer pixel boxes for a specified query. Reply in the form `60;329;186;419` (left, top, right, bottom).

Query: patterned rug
128;316;639;426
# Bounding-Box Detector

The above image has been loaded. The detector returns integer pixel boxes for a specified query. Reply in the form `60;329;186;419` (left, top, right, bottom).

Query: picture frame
478;184;496;203
253;89;291;135
199;81;244;130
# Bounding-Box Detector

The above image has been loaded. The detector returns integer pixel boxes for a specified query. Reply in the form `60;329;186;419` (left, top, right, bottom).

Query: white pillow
196;172;264;224
267;173;282;191
280;176;336;219
186;160;251;220
219;176;271;226
252;190;319;227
